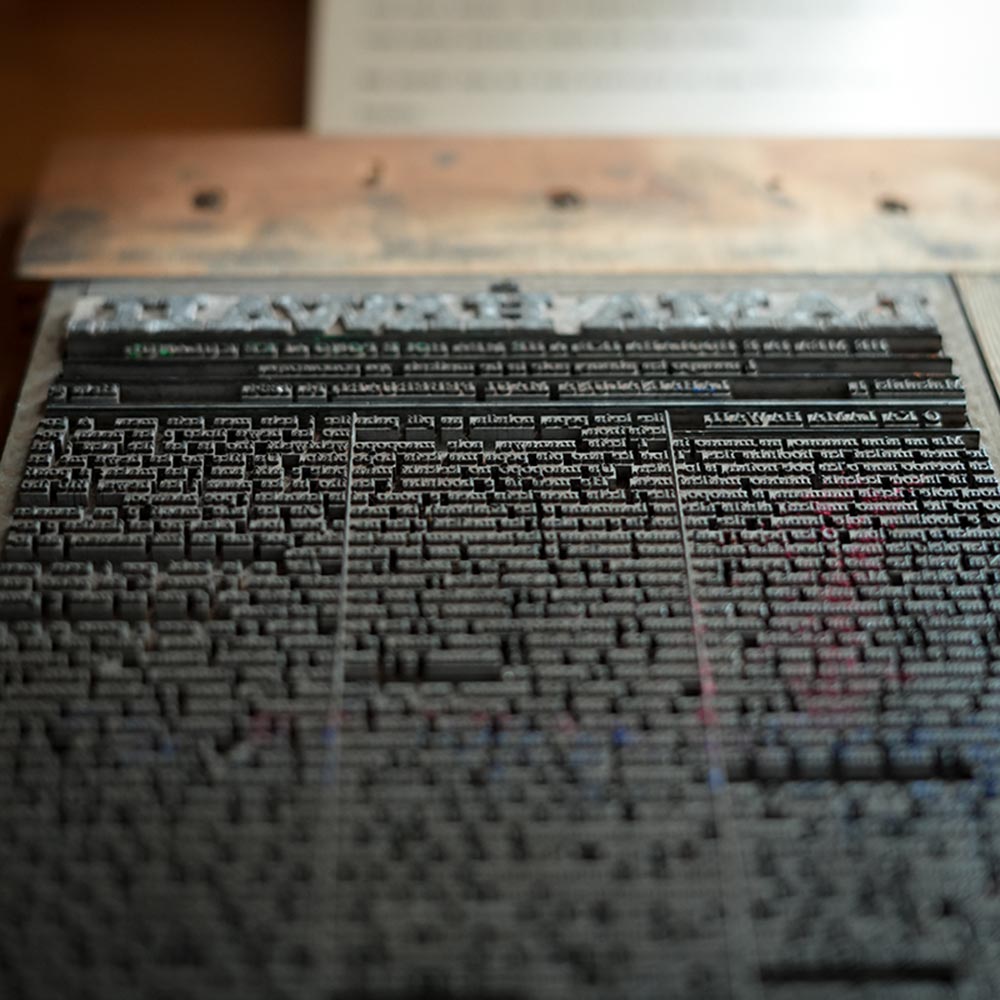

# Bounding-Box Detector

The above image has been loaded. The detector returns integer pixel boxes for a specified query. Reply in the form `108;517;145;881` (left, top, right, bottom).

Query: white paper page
309;0;1000;135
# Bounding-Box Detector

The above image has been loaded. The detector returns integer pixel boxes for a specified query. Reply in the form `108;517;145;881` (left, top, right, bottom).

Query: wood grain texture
18;136;1000;279
956;275;1000;409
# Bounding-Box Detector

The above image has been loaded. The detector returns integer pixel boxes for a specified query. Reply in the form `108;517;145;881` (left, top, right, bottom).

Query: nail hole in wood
878;195;910;215
363;160;384;189
548;188;584;209
192;188;225;211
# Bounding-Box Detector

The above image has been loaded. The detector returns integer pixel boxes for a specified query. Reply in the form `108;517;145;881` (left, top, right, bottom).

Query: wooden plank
956;275;1000;409
19;136;1000;279
0;285;78;538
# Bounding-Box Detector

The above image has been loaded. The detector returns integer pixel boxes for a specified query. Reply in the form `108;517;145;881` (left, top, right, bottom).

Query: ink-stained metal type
1;275;999;999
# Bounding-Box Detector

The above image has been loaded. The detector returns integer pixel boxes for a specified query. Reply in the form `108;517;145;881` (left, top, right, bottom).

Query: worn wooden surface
957;275;1000;406
19;136;1000;279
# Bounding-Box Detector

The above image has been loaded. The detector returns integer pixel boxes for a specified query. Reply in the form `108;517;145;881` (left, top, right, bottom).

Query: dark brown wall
0;0;309;437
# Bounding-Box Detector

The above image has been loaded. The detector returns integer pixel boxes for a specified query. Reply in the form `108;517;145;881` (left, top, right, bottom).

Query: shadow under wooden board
17;136;1000;279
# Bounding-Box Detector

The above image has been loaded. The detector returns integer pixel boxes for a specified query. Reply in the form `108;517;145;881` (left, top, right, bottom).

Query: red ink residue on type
788;477;914;721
